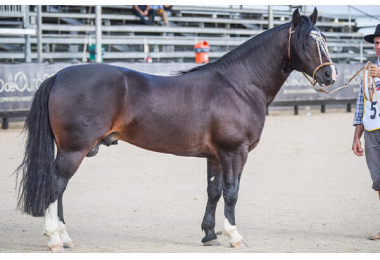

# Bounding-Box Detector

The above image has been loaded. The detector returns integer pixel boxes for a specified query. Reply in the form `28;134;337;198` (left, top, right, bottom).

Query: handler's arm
352;124;364;156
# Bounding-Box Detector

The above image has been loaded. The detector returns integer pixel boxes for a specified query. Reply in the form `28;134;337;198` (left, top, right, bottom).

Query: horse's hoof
230;240;248;249
202;232;219;246
63;241;75;249
203;239;221;246
48;244;65;253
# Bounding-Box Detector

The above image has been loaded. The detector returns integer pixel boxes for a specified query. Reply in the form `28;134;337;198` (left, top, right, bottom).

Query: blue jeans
132;7;155;25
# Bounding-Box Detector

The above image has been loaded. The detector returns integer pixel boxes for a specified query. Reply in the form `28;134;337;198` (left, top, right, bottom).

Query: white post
95;5;102;63
348;6;352;32
37;5;42;62
144;37;148;61
24;5;31;62
268;5;273;29
360;41;363;64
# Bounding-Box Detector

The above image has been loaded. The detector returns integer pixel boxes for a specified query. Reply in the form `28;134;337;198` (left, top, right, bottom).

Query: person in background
352;24;380;240
150;5;168;26
164;5;173;17
132;5;155;25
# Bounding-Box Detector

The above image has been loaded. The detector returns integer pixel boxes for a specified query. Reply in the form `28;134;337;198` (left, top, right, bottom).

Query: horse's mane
291;15;314;49
178;15;313;75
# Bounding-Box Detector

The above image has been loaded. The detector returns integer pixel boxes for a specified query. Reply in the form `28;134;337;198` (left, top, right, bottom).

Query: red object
146;56;152;63
194;41;209;64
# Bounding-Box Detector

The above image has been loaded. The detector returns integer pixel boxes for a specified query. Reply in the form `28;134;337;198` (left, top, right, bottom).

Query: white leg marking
58;220;74;247
223;218;244;245
44;200;64;251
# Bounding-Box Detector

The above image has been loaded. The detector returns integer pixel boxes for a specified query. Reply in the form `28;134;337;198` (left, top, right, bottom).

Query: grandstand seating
0;5;374;63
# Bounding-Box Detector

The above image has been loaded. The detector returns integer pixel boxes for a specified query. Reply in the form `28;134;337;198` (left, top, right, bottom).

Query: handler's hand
369;65;380;78
352;139;364;156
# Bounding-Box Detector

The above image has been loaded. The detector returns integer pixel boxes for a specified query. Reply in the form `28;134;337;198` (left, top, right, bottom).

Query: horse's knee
223;186;238;205
207;184;222;202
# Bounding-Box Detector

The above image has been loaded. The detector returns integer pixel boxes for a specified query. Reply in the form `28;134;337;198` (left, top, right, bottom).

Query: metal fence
0;5;25;17
0;5;374;63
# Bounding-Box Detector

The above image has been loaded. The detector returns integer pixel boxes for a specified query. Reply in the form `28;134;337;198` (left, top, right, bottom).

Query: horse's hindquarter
49;64;129;151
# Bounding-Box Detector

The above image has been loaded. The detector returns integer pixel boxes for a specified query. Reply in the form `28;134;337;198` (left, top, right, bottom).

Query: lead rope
361;61;380;116
306;62;377;96
327;61;377;96
358;61;380;118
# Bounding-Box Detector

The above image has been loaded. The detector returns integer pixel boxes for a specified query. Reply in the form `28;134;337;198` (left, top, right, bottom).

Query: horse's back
48;63;211;156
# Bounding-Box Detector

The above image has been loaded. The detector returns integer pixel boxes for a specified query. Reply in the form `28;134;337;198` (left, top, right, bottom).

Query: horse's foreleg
221;149;248;248
201;159;223;246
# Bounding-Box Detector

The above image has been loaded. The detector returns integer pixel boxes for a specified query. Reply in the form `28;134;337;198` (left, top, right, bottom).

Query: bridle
288;25;377;96
288;25;336;94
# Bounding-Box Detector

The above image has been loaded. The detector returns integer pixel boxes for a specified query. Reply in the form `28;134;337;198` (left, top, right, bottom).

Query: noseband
288;26;335;94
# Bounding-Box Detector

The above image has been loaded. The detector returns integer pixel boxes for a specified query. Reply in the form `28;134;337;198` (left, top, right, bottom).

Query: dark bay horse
15;8;337;252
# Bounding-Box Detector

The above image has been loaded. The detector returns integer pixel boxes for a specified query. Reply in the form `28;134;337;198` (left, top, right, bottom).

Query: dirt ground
1;109;380;253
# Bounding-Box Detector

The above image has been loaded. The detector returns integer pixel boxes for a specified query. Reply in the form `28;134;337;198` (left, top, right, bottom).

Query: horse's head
288;8;337;88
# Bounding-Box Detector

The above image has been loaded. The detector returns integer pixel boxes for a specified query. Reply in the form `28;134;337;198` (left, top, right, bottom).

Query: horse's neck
217;26;293;106
248;28;294;105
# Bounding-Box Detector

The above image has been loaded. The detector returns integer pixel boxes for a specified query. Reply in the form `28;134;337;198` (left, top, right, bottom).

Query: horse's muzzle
317;65;337;87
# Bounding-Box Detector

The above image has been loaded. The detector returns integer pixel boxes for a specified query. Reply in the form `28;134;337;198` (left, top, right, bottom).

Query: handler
352;24;380;240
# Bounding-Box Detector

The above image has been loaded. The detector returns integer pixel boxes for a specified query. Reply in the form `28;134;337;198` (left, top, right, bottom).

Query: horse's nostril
325;70;331;79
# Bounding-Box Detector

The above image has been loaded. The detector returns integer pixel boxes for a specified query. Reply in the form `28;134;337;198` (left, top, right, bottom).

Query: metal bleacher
0;5;374;63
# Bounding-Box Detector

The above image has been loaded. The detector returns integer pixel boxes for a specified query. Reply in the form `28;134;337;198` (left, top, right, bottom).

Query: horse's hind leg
44;150;86;252
43;196;74;252
44;200;64;252
58;195;75;249
201;159;223;246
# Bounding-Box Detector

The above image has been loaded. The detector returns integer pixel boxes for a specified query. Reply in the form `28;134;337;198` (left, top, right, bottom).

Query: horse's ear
292;8;301;28
309;7;318;26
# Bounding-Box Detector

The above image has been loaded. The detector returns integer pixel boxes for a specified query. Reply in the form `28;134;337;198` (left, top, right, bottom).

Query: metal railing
0;5;374;63
0;5;25;17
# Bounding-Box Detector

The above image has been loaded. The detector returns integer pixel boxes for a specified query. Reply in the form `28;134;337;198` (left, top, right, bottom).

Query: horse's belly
118;120;211;157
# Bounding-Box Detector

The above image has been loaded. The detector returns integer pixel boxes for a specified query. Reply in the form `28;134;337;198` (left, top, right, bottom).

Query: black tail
14;75;57;217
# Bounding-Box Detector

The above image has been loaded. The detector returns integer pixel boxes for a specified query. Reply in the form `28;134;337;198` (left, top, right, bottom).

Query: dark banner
0;62;364;112
277;63;363;101
0;63;68;112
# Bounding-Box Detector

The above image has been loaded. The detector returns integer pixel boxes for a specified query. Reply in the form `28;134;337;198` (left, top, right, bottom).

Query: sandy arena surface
1;110;380;253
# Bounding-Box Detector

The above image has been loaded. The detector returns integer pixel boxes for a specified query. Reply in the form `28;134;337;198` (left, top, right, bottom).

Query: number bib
363;72;380;131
